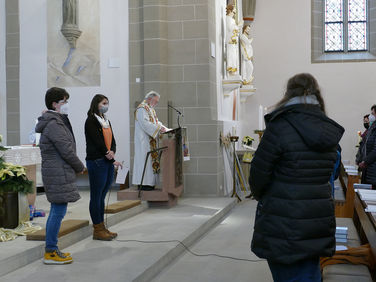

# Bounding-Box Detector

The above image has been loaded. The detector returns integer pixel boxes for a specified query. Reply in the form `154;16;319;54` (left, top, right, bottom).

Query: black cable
115;238;265;263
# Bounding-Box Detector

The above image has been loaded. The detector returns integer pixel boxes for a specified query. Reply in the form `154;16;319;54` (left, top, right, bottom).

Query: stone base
222;79;242;96
117;187;180;208
240;87;256;103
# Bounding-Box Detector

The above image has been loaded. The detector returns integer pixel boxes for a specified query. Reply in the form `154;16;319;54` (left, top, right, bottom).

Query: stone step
26;219;90;241
1;198;237;282
0;195;148;278
104;200;141;214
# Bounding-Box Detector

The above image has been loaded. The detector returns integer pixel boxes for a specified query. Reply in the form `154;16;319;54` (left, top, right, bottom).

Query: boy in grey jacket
36;87;85;264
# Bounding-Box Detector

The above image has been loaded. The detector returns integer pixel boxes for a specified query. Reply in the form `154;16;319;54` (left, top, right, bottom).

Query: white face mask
59;103;69;115
369;114;376;126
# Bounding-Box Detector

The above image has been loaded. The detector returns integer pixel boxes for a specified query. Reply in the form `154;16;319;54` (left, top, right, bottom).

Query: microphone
168;104;184;117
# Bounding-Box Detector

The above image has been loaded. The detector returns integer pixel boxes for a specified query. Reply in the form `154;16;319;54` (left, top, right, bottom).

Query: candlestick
258;105;263;130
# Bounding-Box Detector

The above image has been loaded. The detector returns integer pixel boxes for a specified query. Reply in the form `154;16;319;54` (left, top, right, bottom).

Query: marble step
1;198;237;282
0;200;147;277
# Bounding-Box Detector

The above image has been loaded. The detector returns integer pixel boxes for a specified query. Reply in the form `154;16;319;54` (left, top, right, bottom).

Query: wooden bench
335;163;359;218
322;217;373;282
322;163;374;281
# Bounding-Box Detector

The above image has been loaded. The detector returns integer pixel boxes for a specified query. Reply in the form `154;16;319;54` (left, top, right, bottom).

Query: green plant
0;135;33;194
0;135;7;151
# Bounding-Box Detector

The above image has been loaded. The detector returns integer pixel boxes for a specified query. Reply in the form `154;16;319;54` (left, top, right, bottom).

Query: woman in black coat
85;94;122;241
249;73;344;282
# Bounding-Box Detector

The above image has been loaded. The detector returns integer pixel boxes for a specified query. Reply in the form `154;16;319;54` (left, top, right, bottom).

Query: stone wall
129;0;224;196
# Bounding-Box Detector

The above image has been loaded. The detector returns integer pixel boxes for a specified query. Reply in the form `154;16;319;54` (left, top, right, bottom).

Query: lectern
117;128;184;207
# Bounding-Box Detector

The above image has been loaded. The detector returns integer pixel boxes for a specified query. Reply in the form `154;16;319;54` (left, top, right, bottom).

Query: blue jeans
86;158;114;225
45;203;67;251
267;258;321;282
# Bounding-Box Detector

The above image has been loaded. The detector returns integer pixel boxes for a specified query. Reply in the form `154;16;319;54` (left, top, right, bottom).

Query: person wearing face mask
362;114;370;137
35;87;85;264
132;91;168;191
358;107;376;189
85;94;122;241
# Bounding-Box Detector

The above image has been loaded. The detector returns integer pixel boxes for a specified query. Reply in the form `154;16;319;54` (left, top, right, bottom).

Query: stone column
5;0;20;145
128;0;225;196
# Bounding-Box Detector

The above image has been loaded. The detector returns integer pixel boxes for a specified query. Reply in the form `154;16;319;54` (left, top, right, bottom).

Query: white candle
258;105;263;130
232;126;236;136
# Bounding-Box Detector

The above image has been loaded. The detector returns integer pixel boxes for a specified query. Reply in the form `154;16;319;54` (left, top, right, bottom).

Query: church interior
0;0;376;281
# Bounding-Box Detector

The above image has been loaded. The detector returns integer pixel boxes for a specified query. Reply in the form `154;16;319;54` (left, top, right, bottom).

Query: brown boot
100;222;117;239
93;223;113;241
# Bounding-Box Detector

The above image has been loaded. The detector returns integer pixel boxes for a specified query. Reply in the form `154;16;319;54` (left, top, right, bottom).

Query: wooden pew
335;163;360;218
353;192;376;281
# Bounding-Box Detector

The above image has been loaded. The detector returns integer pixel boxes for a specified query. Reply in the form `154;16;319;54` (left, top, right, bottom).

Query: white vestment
240;33;254;84
226;15;240;75
132;103;164;186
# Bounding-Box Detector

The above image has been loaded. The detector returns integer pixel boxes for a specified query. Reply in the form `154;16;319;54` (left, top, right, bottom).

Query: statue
225;4;243;77
63;0;77;25
61;0;82;49
240;25;254;86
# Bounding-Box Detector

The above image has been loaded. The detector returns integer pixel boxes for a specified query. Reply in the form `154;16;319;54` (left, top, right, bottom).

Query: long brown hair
87;94;109;116
274;73;325;113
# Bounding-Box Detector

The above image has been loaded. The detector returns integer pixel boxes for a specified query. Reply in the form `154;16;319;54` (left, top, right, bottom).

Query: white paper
116;164;129;184
365;204;376;213
336;245;348;251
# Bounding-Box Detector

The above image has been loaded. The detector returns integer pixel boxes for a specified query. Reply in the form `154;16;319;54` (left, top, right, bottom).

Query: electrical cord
104;173;263;263
115;238;265;263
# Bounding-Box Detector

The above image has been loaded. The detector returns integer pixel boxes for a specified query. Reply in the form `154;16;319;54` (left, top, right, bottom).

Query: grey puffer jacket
35;111;84;203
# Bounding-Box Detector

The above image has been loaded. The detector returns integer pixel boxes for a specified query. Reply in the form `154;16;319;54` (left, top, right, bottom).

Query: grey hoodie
36;111;84;203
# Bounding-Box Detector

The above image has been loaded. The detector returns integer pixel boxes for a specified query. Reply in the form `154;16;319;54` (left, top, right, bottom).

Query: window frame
312;0;376;63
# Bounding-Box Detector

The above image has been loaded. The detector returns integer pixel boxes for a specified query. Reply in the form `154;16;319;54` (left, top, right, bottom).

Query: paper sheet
116;164;129;184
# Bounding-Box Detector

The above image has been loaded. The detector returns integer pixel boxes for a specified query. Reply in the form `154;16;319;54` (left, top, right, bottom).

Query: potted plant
0;135;33;228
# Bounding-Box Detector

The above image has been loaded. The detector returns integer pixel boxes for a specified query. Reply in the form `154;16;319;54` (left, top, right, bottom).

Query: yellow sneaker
43;250;73;265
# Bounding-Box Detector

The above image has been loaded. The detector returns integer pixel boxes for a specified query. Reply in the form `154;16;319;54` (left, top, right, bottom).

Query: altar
1;146;41;224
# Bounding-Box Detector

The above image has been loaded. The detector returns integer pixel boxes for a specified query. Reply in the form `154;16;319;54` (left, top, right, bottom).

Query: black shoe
139;185;155;191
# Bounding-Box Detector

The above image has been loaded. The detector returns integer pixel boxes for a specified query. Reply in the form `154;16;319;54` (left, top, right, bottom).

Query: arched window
312;0;376;62
325;0;367;52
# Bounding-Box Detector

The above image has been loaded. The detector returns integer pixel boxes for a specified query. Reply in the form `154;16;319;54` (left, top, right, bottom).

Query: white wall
241;0;376;164
0;0;6;143
19;0;130;178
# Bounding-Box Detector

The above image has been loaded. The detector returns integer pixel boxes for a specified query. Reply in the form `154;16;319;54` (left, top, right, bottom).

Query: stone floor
1;191;245;282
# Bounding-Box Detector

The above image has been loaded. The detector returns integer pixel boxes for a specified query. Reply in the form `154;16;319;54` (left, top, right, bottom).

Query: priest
132;91;167;190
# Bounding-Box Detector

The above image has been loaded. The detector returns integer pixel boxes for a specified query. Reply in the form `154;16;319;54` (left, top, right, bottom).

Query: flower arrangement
242;136;254;147
0;135;33;194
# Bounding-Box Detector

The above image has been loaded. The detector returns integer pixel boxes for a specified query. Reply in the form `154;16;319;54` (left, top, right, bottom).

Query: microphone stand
168;104;183;128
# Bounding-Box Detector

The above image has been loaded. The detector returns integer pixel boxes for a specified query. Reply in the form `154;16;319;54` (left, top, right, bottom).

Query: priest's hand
114;161;123;169
160;127;167;133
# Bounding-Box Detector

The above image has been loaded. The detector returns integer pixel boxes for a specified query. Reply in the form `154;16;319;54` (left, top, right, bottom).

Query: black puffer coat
36;111;84;203
362;123;376;185
250;104;344;264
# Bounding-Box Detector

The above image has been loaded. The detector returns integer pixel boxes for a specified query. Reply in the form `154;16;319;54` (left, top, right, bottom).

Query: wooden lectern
117;128;184;207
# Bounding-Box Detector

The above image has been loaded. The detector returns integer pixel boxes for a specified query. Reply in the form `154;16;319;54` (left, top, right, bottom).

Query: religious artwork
47;0;100;87
225;4;243;77
240;25;254;86
61;0;82;49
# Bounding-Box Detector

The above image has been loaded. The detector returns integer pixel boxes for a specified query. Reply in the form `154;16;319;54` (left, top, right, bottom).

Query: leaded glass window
324;0;368;52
